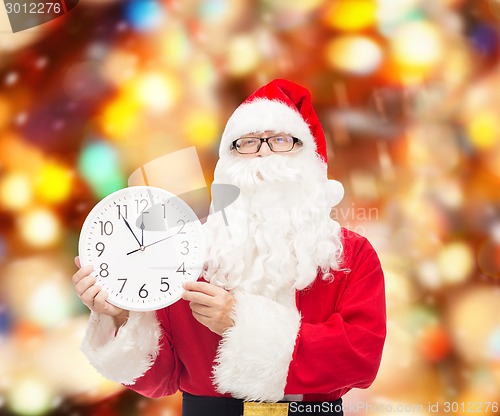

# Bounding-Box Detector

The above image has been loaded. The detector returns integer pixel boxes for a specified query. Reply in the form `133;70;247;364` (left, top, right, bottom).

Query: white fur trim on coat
219;99;316;159
213;291;301;402
80;311;161;385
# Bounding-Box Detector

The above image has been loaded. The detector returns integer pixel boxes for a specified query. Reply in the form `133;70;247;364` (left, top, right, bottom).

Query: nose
256;140;273;157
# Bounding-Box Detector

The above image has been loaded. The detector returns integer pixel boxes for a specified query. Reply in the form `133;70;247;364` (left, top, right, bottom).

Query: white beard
203;151;343;302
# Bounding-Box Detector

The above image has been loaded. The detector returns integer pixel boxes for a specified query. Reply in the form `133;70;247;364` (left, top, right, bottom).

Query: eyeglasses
231;134;303;154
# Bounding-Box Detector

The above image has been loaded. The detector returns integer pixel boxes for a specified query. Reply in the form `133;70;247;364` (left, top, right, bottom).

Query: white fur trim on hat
220;99;317;159
80;311;161;385
213;291;301;402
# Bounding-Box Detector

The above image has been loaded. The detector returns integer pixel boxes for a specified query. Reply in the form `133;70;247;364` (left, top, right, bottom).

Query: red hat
219;79;328;163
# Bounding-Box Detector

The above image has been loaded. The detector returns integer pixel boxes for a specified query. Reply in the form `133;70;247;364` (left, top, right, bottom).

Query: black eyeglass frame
230;135;303;154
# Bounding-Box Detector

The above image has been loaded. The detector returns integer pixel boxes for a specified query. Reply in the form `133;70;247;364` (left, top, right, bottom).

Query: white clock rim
78;185;205;312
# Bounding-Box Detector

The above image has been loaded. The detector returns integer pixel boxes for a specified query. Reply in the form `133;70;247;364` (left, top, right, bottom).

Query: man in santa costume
73;79;386;416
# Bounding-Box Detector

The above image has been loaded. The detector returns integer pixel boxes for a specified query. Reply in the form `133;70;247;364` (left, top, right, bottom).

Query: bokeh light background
1;0;500;415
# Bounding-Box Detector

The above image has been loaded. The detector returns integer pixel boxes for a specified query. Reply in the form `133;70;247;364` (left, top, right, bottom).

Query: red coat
126;228;386;401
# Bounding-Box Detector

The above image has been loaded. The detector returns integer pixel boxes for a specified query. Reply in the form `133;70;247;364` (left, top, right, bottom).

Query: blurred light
418;324;452;363
7;375;53;416
4;256;77;328
0;172;32;211
325;35;383;75
199;0;230;20
390;21;443;80
183;109;220;148
4;72;19;87
0;303;12;335
0;236;6;262
469;24;499;57
432;179;464;209
407;125;461;174
478;238;500;279
383;268;415;311
416;260;442;290
0;96;11;130
489;327;500;360
129;72;181;112
377;0;422;36
323;0;377;32
34;162;73;204
125;0;167;32
0;133;43;174
187;56;217;92
261;0;323;12
466;110;499;150
484;142;500;178
28;281;74;327
18;208;61;248
489;0;500;22
103;50;138;86
349;170;378;199
64;61;108;100
437;241;474;285
159;27;191;69
78;141;126;199
448;286;500;364
101;96;141;140
36;317;124;401
225;35;261;77
405;305;440;334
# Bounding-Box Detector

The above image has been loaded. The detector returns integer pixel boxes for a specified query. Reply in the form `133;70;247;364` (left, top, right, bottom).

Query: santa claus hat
219;79;328;162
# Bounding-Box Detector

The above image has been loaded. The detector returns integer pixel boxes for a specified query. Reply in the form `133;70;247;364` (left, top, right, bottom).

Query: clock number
99;221;113;236
135;199;149;214
99;263;109;277
95;242;105;257
160;277;170;292
177;219;186;234
180;241;189;255
161;204;167;219
117;204;128;219
176;262;186;275
118;278;127;293
139;284;149;298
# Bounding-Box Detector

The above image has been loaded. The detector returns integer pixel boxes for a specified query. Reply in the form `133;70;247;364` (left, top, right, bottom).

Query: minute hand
126;234;176;255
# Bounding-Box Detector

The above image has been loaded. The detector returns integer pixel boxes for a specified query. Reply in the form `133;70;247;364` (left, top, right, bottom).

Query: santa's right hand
72;256;129;323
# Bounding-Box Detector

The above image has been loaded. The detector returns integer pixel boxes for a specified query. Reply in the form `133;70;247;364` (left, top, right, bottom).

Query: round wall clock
78;186;205;311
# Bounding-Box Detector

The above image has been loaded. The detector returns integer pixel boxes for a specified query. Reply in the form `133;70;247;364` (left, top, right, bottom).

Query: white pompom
326;180;344;207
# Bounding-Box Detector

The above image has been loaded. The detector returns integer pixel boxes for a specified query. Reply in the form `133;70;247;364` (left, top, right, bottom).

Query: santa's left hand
182;281;235;336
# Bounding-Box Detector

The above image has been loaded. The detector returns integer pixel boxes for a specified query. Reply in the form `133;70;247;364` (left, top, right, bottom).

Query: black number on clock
136;199;149;214
118;278;127;293
180;241;189;255
176;262;186;275
160;277;170;292
99;221;113;235
95;242;105;257
117;204;128;219
177;219;186;234
99;263;109;277
139;284;149;298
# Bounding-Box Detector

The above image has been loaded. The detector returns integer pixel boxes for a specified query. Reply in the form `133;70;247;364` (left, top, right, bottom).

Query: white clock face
78;186;205;311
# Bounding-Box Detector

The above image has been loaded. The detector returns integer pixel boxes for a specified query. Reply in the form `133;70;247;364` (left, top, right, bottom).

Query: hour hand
123;217;142;247
140;213;145;246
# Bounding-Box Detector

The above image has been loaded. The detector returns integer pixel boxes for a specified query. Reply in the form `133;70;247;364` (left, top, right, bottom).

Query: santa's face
203;131;343;301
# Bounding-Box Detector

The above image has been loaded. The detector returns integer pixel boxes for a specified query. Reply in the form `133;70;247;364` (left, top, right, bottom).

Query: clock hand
126;234;175;255
140;213;145;246
123;217;142;247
